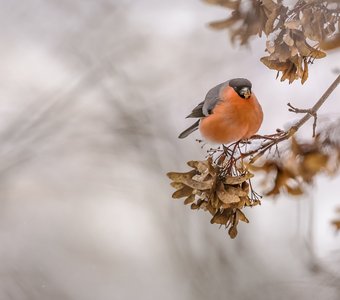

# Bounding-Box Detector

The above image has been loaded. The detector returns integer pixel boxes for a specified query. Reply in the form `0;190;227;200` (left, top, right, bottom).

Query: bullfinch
178;78;263;144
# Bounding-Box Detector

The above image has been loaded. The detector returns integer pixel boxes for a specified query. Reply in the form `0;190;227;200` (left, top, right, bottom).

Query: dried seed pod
168;156;260;239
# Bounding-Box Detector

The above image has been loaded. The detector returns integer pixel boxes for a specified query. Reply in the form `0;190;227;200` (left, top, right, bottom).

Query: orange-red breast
178;78;263;144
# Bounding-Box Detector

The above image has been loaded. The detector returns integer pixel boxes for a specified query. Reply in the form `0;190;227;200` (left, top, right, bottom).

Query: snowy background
0;0;340;299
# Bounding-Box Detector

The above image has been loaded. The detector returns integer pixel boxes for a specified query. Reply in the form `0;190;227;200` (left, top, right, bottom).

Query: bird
178;78;263;144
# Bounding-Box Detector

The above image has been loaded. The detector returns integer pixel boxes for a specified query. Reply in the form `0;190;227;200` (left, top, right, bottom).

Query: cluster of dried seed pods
205;0;340;83
167;158;260;238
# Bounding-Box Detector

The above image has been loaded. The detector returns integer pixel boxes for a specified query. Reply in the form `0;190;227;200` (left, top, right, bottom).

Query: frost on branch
205;0;340;83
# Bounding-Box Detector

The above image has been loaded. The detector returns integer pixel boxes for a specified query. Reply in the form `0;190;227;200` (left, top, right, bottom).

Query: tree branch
242;74;340;163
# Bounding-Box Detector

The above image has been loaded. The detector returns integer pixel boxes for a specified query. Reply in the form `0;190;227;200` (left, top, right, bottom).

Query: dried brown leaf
168;169;214;190
184;194;195;205
290;46;298;57
170;182;185;189
258;5;268;37
191;199;207;210
236;209;249;223
211;209;232;225
295;38;326;58
211;193;220;208
242;181;250;193
224;173;254;184
320;34;340;51
291;136;302;156
206;204;217;215
227;186;248;197
172;186;193;199
264;4;282;35
284;20;300;30
261;0;277;13
272;43;292;62
280;61;296;83
186;160;199;168
167;170;196;182
260;56;291;71
291;55;303;77
301;58;308;84
209;12;241;30
266;168;293;196
273;5;288;31
187;159;215;174
332;220;340;231
235;196;246;209
228;225;238;239
283;31;294;47
325;22;336;36
216;182;240;205
310;10;325;41
190;202;199;210
286;185;304;196
249;160;278;172
302;152;329;175
199;201;208;210
301;8;316;40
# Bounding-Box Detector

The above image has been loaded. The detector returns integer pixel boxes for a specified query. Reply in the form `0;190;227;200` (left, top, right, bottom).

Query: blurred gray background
0;0;340;299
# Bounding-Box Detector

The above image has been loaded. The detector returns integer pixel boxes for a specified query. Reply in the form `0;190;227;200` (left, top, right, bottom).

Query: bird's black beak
240;87;251;99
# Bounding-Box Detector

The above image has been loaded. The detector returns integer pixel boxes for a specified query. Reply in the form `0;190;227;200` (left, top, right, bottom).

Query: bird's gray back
202;81;229;116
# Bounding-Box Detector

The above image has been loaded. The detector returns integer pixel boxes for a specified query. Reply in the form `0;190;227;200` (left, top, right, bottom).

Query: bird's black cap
229;78;252;90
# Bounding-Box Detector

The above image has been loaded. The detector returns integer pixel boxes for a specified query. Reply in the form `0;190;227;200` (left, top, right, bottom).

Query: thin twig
241;74;340;163
287;102;318;137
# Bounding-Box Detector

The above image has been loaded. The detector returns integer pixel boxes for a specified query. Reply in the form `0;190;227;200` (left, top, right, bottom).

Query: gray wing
179;81;229;139
185;101;204;118
202;81;229;115
186;81;229;118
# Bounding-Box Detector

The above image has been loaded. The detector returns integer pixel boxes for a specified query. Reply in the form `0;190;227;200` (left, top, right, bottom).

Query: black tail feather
178;120;200;139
